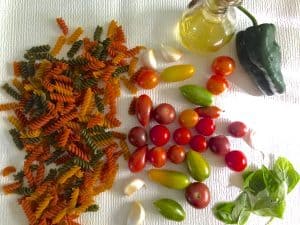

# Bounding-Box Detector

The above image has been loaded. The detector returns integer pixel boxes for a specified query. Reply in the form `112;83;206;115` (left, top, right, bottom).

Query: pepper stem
237;5;258;26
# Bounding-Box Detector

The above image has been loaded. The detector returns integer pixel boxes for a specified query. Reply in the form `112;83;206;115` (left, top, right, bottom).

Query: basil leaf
237;211;251;225
213;202;236;224
273;157;300;193
242;169;254;181
252;182;287;218
243;168;266;195
232;192;251;220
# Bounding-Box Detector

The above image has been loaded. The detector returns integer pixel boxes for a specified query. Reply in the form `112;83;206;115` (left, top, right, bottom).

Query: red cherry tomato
225;150;247;172
148;147;167;168
189;135;207;152
128;146;147;173
149;125;170;146
136;67;159;89
228;121;248;138
173;127;192;145
128;126;147;147
195;117;215;136
206;75;229;95
179;109;199;128
167;145;186;164
212;56;236;76
185;182;210;209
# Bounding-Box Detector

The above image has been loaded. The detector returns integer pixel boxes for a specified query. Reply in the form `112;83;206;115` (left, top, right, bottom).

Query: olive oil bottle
179;0;242;53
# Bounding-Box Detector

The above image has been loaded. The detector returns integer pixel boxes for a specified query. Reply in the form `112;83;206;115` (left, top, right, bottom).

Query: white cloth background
0;0;299;224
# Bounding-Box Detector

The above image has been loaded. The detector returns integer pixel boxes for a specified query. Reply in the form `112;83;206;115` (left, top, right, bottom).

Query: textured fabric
0;0;299;224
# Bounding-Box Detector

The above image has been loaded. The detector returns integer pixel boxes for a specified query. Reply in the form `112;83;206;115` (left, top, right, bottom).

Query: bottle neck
204;0;242;14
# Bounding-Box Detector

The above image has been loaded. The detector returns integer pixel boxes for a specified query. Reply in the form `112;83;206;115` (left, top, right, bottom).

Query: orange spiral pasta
50;35;66;56
56;17;69;35
66;27;84;44
13;62;21;77
2;166;17;177
57;128;71;147
119;139;130;160
120;76;138;94
2;181;21;194
67;143;90;161
0;102;20;111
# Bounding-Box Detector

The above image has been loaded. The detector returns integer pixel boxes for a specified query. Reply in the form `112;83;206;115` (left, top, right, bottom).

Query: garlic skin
141;48;157;69
124;179;145;196
127;201;145;225
160;44;183;62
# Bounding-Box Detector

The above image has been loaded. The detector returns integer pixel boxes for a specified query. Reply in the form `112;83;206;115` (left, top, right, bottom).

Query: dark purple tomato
228;121;248;138
195;117;216;136
173;127;192;145
225;150;247;172
128;126;147;147
153;103;176;125
185;182;210;209
208;135;230;155
189;135;207;152
149;125;170;146
167;145;186;164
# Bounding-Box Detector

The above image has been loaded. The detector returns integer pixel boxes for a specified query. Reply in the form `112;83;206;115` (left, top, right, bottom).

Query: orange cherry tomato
206;75;229;95
136;67;159;89
179;109;199;128
211;56;236;76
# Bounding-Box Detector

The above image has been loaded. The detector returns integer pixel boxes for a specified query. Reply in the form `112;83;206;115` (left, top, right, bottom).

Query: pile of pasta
0;18;142;225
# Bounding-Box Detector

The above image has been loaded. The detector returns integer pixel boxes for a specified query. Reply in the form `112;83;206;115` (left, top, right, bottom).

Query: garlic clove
124;179;145;196
141;48;157;69
127;201;145;225
160;44;183;62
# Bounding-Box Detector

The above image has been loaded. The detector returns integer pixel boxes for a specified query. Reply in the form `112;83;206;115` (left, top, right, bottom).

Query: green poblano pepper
236;6;286;96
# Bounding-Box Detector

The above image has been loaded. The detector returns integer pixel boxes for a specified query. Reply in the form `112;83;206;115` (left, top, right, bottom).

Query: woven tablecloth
0;0;299;224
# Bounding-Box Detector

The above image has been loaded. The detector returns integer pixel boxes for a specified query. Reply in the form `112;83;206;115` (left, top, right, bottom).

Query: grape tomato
179;109;199;128
212;56;236;76
128;126;147;147
153;103;176;125
150;125;170;146
167;145;186;164
173;127;192;145
136;67;159;89
128;146;148;173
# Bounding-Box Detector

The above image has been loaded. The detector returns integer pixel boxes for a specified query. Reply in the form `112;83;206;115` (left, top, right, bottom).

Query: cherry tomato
212;56;236;76
195;117;215;136
225;150;247;172
148;147;167;168
228;121;248;138
150;125;170;146
206;75;229;95
136;94;153;127
167;145;186;164
173;127;192;145
194;106;222;119
189;135;207;152
185;182;210;209
128;126;147;147
153;103;176;125
208;135;230;155
179;109;199;128
136;67;159;89
128;146;147;173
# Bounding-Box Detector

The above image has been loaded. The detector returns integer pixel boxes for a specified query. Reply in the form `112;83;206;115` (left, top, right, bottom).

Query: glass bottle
178;0;242;53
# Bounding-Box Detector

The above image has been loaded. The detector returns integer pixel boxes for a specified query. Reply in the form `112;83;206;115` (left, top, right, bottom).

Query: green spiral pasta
27;45;51;53
67;40;83;58
112;65;129;77
2;83;22;100
9;129;23;150
86;204;99;212
16;187;34;196
94;26;103;42
94;94;105;113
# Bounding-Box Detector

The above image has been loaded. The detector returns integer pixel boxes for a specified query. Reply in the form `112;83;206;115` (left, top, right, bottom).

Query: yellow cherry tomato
179;109;199;128
160;64;195;82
